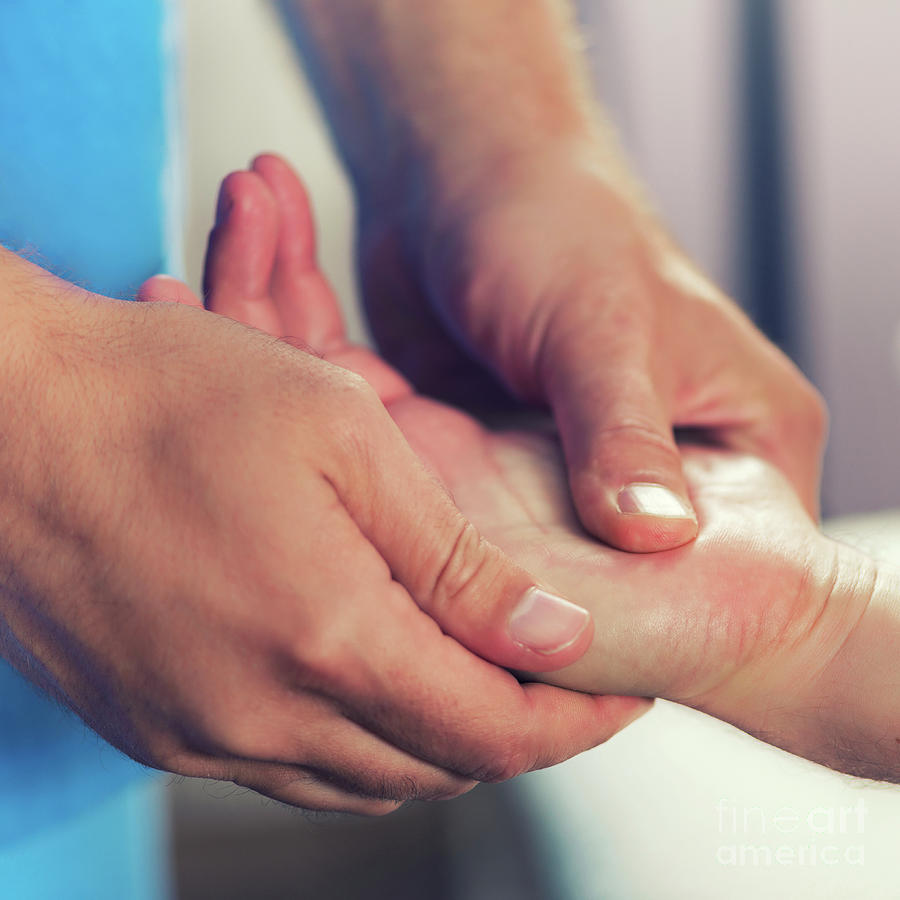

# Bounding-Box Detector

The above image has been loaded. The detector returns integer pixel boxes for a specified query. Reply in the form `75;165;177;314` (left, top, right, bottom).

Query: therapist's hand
360;146;826;552
0;247;645;815
288;0;826;553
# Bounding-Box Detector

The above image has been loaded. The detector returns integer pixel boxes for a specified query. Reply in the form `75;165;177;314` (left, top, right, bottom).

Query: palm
327;340;822;723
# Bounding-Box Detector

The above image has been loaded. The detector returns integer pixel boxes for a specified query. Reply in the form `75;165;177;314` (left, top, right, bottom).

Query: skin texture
288;0;827;552
0;244;649;817
153;155;900;781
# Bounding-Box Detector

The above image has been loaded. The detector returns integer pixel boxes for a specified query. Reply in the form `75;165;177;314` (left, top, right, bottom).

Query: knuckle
188;709;259;759
187;696;302;762
471;746;532;784
319;366;378;414
332;765;437;805
282;359;376;423
133;729;208;777
497;745;533;781
210;717;279;761
596;418;678;457
427;520;494;617
463;727;533;783
317;375;385;468
336;367;379;405
770;377;829;451
585;417;682;483
133;731;184;772
283;621;359;693
371;773;425;803
249;767;322;805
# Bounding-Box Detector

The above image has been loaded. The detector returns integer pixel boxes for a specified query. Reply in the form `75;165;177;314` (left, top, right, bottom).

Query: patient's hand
142;156;892;778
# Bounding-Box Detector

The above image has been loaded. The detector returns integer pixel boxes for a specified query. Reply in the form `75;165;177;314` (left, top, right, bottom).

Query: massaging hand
161;156;883;778
0;245;647;817
359;149;826;552
288;0;825;552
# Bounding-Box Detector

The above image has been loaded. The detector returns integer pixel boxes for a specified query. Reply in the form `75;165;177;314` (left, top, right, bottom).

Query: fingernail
508;588;590;654
617;483;696;519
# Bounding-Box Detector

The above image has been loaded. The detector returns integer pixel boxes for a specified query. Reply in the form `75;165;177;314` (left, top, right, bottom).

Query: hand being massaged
141;155;900;784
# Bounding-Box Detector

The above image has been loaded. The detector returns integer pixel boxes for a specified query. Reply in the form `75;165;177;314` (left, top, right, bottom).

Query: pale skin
143;155;900;783
287;0;827;551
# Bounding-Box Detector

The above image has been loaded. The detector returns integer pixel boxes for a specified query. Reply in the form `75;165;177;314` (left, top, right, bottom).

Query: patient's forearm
288;0;641;206
809;560;900;782
713;543;900;783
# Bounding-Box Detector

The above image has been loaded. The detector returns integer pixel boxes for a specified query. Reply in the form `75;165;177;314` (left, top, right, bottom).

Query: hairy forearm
288;0;637;205
0;249;69;698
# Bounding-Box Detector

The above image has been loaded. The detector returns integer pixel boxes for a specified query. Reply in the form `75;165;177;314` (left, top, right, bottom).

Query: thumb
332;401;594;673
543;335;698;552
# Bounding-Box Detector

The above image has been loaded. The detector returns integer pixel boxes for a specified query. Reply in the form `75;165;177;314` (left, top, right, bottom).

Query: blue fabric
0;664;159;849
0;0;171;296
0;1;174;892
0;779;171;900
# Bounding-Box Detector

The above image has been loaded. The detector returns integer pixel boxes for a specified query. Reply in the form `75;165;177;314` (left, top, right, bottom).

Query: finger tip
205;169;280;307
135;274;164;302
251;151;287;173
607;695;655;732
608;516;699;553
574;477;699;552
585;694;654;738
251;153;307;199
615;693;655;719
215;170;248;223
218;170;275;222
575;504;698;554
136;274;201;308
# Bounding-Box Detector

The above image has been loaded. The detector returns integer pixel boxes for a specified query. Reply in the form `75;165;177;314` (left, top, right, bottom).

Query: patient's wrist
685;536;883;779
806;555;900;781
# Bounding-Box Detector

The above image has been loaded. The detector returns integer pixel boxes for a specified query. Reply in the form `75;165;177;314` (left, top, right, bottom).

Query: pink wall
780;1;900;514
578;0;900;515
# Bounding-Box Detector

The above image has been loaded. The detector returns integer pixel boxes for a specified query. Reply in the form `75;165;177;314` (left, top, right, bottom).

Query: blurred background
168;2;900;898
